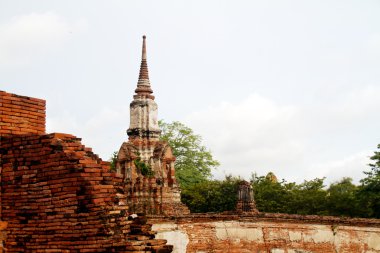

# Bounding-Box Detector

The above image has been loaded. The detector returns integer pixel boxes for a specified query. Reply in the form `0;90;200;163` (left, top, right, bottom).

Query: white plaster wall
214;221;264;242
368;234;380;251
302;225;334;244
152;223;189;253
151;219;380;253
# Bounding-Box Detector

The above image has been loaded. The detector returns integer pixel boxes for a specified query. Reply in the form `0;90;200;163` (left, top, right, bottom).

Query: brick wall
0;91;172;252
150;214;380;253
0;91;45;136
0;132;172;252
0;222;6;253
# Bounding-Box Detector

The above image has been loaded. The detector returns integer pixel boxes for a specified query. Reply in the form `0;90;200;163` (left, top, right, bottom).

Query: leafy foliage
109;151;118;172
251;173;294;213
361;144;380;187
249;148;380;218
357;144;380;218
251;173;328;215
291;178;328;215
326;178;360;217
181;176;240;213
134;158;154;177
159;120;219;187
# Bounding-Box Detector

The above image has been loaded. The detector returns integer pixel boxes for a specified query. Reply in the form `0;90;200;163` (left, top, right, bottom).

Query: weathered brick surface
150;213;380;253
0;90;172;252
0;222;7;253
0;132;172;252
0;91;46;136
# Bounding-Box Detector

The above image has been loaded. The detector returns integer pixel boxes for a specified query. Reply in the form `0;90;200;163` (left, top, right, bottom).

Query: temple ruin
116;36;189;216
0;36;380;252
236;180;258;214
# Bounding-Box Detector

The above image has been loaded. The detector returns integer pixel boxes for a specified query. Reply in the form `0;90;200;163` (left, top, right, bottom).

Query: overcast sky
1;0;380;184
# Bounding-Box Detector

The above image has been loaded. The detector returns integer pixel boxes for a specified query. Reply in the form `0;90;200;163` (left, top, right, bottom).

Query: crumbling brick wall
1;132;172;252
0;91;45;136
0;91;40;251
0;91;172;252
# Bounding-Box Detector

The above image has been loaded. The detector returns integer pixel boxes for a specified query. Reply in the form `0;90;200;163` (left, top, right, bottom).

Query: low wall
149;213;380;253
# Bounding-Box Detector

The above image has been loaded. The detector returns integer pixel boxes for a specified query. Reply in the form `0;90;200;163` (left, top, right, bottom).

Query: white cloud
309;151;372;185
0;12;88;67
185;93;304;181
183;87;380;184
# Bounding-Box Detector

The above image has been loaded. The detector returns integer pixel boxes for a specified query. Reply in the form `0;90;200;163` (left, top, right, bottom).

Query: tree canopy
181;176;240;213
251;173;329;215
357;144;380;218
178;142;380;217
159;122;380;217
159;120;220;187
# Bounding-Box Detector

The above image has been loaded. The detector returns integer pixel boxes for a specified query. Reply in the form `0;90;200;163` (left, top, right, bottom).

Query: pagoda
116;36;189;215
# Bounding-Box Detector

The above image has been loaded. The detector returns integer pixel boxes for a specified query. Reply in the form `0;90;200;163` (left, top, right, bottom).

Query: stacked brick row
0;132;172;252
125;214;172;252
0;91;45;136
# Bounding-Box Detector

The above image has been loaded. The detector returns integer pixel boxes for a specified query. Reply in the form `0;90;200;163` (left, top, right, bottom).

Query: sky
1;0;380;184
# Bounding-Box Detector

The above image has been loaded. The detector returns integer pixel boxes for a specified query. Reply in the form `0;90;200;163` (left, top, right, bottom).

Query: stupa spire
135;35;154;97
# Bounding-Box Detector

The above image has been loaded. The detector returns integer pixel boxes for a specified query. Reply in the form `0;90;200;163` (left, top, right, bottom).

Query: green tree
251;173;329;215
358;144;380;218
109;151;118;172
159;120;220;187
326;177;359;217
290;178;328;215
251;173;294;213
361;144;380;186
181;176;240;213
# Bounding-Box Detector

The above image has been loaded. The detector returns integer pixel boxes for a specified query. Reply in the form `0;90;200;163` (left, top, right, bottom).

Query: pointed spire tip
135;34;152;96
